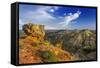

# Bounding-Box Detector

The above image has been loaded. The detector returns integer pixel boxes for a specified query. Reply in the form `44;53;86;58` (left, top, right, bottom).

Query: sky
19;4;96;30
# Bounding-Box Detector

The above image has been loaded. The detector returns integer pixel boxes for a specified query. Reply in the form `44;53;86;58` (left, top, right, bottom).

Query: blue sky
19;4;96;30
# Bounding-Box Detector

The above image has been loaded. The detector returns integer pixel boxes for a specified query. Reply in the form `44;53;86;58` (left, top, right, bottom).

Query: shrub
38;50;58;62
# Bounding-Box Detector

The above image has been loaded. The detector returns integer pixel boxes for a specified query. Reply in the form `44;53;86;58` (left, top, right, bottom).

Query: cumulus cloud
59;11;81;27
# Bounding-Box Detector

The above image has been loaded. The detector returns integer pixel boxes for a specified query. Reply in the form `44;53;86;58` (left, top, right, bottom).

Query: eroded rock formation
19;23;73;64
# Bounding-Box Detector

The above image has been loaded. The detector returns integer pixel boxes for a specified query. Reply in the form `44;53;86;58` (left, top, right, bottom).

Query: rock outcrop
19;23;73;64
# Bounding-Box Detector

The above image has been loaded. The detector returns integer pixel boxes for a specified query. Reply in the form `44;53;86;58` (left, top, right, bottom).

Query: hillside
45;29;96;60
19;23;96;64
19;23;73;64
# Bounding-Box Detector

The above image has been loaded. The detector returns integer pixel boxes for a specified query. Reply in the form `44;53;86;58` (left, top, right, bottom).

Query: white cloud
34;6;59;19
34;10;55;19
50;6;59;12
59;11;81;28
49;9;55;12
19;6;59;30
19;5;81;30
25;6;56;21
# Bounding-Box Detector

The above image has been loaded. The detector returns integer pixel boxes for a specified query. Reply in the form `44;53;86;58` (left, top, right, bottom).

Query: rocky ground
19;23;73;64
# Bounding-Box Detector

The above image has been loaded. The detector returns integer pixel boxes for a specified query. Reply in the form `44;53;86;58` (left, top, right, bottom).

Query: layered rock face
22;23;45;42
19;23;72;64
